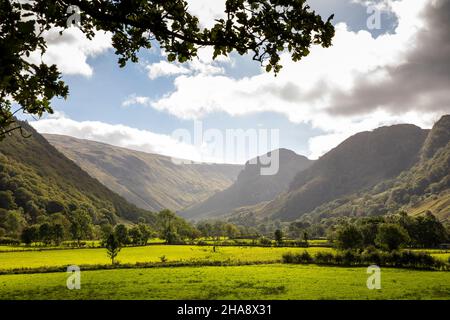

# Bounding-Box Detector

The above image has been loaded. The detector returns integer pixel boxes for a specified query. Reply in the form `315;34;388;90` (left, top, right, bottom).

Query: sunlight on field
412;249;450;262
0;245;333;270
0;264;449;300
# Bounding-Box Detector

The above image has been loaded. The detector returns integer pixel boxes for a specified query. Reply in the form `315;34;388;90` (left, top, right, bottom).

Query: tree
189;228;202;241
105;233;121;265
69;208;93;246
375;223;410;251
274;229;283;245
129;226;143;245
49;213;71;235
212;221;226;240
358;219;381;247
51;223;65;245
39;222;52;245
13;187;33;208
100;223;113;240
21;225;39;245
0;209;25;238
335;224;362;250
302;231;309;246
225;223;240;239
0;191;16;210
46;200;66;214
138;223;153;245
157;209;185;243
114;224;129;245
164;230;182;245
0;0;334;137
25;200;43;223
197;221;213;238
410;213;448;248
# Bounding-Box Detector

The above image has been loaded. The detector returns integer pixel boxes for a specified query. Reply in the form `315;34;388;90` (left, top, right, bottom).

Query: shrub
315;252;334;264
0;237;20;245
341;250;360;265
294;240;308;247
361;247;382;265
296;251;313;264
281;252;295;264
259;237;272;246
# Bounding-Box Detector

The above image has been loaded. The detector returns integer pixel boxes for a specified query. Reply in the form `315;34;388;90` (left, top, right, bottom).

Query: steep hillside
421;115;450;160
259;124;429;221
182;149;312;220
44;134;242;212
0;121;155;231
303;115;450;221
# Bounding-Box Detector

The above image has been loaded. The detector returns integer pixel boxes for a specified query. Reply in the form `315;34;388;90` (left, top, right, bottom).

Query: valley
0;116;449;301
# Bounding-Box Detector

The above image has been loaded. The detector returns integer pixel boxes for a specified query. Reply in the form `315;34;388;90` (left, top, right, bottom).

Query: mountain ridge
181;148;313;220
44;134;243;212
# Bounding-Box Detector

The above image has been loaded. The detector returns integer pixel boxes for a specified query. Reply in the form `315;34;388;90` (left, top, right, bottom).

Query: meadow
0;245;332;271
0;244;448;300
0;244;448;272
0;264;449;300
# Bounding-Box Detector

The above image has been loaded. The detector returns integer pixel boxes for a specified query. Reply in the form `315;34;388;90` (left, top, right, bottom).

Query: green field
1;264;449;300
0;245;333;271
412;249;450;262
0;244;448;300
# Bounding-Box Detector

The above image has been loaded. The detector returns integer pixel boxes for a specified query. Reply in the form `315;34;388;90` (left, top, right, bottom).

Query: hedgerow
282;249;449;271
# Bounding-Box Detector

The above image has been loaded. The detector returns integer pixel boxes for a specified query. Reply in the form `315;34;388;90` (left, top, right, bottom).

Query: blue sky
26;0;450;163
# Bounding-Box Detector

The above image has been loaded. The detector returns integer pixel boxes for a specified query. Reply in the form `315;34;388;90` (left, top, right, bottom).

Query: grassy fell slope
267;124;428;220
0;121;155;224
301;115;450;221
44;134;242;212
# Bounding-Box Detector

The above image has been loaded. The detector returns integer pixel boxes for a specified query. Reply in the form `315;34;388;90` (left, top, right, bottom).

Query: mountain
44;134;243;212
255;124;430;221
181;149;313;220
421;115;450;160
0;121;154;229
303;115;450;221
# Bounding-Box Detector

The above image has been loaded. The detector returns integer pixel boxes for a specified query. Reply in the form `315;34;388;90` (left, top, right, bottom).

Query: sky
22;0;450;164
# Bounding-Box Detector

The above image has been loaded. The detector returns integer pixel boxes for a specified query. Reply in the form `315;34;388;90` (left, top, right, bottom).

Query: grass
408;249;450;262
409;192;450;220
0;245;333;271
0;244;448;300
0;264;449;300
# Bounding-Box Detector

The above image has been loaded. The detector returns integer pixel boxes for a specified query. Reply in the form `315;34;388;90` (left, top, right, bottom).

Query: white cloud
27;27;111;77
146;61;190;80
122;95;152;107
306;110;440;159
145;47;227;80
139;0;448;158
185;0;226;28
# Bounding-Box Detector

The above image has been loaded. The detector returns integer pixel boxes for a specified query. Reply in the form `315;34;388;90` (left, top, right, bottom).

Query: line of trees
12;207;255;247
332;211;449;250
12;207;448;250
